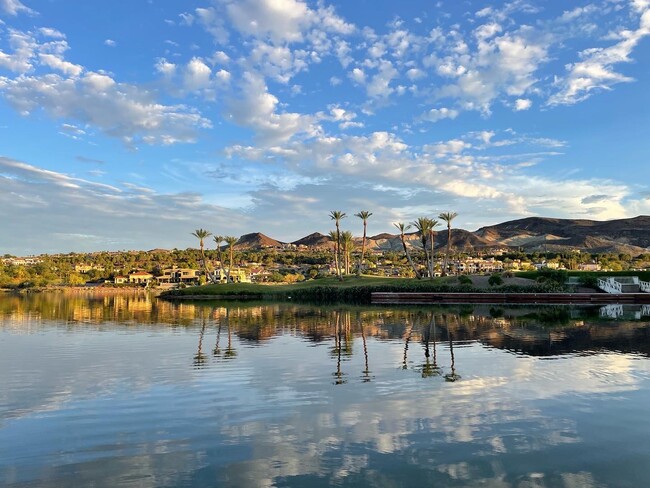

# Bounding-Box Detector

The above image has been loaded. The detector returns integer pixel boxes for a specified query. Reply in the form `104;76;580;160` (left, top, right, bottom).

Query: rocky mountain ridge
231;216;650;255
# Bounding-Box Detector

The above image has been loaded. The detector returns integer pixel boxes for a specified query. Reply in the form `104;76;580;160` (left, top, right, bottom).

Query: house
217;268;251;283
114;275;128;284
578;262;601;271
75;264;105;273
158;268;200;284
128;271;154;284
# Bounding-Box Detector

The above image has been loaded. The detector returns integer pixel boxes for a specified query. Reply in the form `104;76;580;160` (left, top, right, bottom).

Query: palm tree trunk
400;235;421;279
227;248;234;282
421;235;430;278
358;221;367;276
429;231;436;278
336;223;343;281
443;225;451;276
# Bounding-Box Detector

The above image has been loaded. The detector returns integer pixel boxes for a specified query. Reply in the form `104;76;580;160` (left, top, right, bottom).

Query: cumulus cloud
0;72;212;145
198;0;353;45
0;157;250;254
514;98;532;110
0;0;34;16
422;107;459;122
548;2;650;105
227;72;320;145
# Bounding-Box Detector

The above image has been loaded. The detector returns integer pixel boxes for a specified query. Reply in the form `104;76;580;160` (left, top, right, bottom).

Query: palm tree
354;210;372;275
328;230;339;278
329;211;347;280
439;212;458;276
412;217;434;278
224;236;238;283
341;231;354;275
192;228;212;282
429;219;440;278
394;222;421;279
213;235;225;283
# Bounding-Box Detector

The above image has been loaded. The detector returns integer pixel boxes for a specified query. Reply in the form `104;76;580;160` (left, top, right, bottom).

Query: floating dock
371;292;650;305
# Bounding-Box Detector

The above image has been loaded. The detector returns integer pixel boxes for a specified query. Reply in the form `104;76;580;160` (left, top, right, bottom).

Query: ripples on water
1;293;650;487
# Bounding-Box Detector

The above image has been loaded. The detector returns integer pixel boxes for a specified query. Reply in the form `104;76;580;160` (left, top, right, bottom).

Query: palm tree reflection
193;313;208;368
402;316;413;370
421;313;442;378
359;312;372;382
223;308;237;360
213;314;222;357
444;327;461;382
332;311;347;385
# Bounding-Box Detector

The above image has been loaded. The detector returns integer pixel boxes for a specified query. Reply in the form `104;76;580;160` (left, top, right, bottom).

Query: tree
412;217;435;278
341;231;355;275
354;210;373;275
328;230;339;277
439;212;458;276
329;210;347;280
191;228;212;282
429;219;440;278
213;235;225;283
394;222;421;279
224;236;238;282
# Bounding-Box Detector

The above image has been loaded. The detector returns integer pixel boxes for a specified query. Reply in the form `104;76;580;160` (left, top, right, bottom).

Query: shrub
458;275;472;285
488;274;503;286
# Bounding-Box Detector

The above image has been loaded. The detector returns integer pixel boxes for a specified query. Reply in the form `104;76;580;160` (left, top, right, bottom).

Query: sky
1;0;649;255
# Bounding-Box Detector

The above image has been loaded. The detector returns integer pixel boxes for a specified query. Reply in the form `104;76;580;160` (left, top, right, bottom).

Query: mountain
292;232;334;249
230;216;650;255
475;216;650;254
235;233;284;249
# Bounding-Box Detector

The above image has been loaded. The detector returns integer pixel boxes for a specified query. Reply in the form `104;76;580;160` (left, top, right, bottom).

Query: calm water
2;293;650;487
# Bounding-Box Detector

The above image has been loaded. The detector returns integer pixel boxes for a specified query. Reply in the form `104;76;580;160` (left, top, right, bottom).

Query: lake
1;292;650;487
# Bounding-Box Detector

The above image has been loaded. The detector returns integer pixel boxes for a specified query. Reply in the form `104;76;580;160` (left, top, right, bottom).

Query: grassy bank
160;275;567;304
515;270;650;281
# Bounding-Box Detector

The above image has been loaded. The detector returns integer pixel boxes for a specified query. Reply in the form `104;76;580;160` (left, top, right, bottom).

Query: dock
371;292;650;305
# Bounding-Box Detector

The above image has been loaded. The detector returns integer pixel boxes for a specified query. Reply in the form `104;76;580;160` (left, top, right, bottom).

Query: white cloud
349;67;366;84
225;0;313;44
38;53;83;77
0;72;212;145
548;3;650;105
366;60;399;99
183;57;212;91
0;157;249;254
155;58;176;76
39;28;65;39
227;72;320;145
212;0;352;45
104;39;116;47
421;107;459;122
0;0;34;16
514;98;532;110
0;29;37;73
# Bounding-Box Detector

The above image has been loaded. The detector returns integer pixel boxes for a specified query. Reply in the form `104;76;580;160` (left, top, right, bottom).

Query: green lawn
514;270;650;281
164;275;445;296
159;274;564;304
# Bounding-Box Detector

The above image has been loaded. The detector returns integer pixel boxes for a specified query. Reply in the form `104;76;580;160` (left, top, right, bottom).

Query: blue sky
1;0;649;254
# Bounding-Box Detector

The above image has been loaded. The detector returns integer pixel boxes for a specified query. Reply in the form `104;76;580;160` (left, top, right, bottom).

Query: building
158;268;201;285
217;268;251;283
128;271;154;285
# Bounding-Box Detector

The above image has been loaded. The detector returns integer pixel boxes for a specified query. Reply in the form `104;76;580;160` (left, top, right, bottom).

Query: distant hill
292;232;333;249
230;215;650;255
235;233;284;249
475;216;650;254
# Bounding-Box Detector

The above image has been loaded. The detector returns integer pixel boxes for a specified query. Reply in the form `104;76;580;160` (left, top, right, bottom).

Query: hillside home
217;268;251;283
158;268;200;284
128;271;154;284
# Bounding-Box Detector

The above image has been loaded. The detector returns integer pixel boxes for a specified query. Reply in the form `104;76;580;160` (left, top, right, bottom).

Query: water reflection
3;293;650;487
